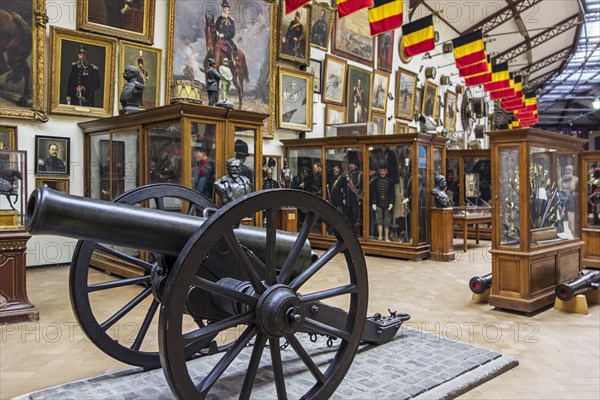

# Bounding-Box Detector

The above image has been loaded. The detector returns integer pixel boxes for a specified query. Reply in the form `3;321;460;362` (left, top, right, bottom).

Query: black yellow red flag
401;15;435;57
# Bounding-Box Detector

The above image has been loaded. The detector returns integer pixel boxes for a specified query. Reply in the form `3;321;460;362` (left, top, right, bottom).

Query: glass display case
489;128;586;314
0;149;27;228
326;122;379;137
283;134;446;260
581;151;600;268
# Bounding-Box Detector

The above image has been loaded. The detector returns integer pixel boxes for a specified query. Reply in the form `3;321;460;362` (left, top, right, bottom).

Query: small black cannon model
26;184;409;399
469;273;492;295
555;270;600;302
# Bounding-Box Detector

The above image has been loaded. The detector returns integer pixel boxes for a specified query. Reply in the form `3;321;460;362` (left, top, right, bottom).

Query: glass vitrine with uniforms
581;151;600;268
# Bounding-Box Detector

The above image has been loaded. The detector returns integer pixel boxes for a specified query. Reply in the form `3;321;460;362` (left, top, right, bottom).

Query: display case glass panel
0;150;27;228
112;131;139;199
529;148;579;245
446;157;460;206
417;145;428;243
499;146;520;247
288;148;323;232
586;158;600;227
234;127;257;192
433;147;443;175
89;134;110;200
368;145;412;243
190;122;217;200
326;122;379;137
464;157;491;205
148;123;182;185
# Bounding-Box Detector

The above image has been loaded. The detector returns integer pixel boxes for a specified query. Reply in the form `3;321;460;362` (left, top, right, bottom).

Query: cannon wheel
70;184;216;369
159;189;368;399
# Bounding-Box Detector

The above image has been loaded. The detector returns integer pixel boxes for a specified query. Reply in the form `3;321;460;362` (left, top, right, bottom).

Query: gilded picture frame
322;54;347;105
118;40;162;110
395;120;410;134
278;67;313;131
325;104;346;137
49;27;117;118
308;59;323;94
372;112;386;135
35;176;70;194
371;69;390;114
346;65;372;124
0;126;18;150
444;89;457;130
376;31;394;72
77;0;155;44
35;135;70;175
0;0;47;122
422;80;439;118
278;3;311;65
332;8;374;67
167;0;276;139
310;2;335;51
395;67;417;120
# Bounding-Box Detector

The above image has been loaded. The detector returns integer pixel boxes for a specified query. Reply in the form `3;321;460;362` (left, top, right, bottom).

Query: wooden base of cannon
472;288;490;303
0;229;39;325
554;290;600;315
430;208;456;262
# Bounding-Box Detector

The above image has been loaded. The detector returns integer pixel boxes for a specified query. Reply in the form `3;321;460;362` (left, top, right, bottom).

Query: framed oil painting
395;120;410;134
444;90;457;130
372;112;386;135
376;31;394;72
325;104;346;136
0;126;17;150
346;65;372;124
414;85;423;118
0;0;47;121
332;8;374;67
323;54;347;105
308;59;322;94
278;3;311;65
278;67;313;131
310;2;334;51
167;0;276;138
35;135;70;175
35;176;70;194
119;41;162;110
422;80;439;118
77;0;155;44
49;27;117;118
371;70;390;114
395;68;417;120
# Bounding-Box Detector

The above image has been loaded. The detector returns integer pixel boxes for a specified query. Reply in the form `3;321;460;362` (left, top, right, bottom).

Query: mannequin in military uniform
206;58;221;106
214;158;251;204
215;1;238;63
431;173;450;208
218;58;234;106
370;166;395;241
346;157;363;235
67;45;101;107
327;162;347;215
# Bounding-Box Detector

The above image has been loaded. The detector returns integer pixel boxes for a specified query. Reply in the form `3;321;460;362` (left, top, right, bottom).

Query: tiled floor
1;239;599;400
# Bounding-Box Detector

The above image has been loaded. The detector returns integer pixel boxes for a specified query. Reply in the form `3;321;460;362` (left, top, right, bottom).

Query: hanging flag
459;59;490;78
462;60;491;86
285;0;311;14
401;15;435;57
336;0;374;18
452;30;487;69
523;92;538;112
510;75;523;100
502;98;525;111
369;0;403;36
508;120;520;130
483;62;510;92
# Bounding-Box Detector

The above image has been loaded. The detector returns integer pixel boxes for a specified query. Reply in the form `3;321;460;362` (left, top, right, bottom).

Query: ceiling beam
464;0;544;35
518;46;571;75
494;14;580;63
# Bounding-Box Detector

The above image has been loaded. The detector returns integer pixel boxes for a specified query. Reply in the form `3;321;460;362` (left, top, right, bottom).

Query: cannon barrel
469;273;492;294
555;271;600;301
26;186;313;267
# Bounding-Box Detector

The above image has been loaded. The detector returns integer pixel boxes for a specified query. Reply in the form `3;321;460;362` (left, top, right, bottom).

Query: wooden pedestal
277;207;298;233
430;208;456;261
489;241;582;314
0;229;39;324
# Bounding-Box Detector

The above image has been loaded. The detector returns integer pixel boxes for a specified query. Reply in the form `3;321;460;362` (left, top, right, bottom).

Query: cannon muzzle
26;186;313;267
469;273;492;294
555;270;600;301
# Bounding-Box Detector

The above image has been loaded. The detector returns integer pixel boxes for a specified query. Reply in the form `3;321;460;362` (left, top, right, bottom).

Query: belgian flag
401;15;435;58
369;0;403;36
483;62;510;92
523;92;538;112
452;30;487;69
502;97;525;111
458;59;490;78
337;0;374;18
285;0;311;14
463;60;492;86
508;120;520;130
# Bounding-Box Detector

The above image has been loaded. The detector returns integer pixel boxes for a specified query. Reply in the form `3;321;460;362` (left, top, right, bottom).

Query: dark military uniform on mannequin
346;153;362;236
370;167;395;241
206;58;221;106
327;162;347;215
67;46;101;107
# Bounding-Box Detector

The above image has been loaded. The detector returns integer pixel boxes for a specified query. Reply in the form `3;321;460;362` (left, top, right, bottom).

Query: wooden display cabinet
78;102;268;276
488;128;586;314
283;133;447;260
581;151;600;268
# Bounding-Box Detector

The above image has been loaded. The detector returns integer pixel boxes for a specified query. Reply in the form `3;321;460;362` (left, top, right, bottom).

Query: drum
170;80;203;104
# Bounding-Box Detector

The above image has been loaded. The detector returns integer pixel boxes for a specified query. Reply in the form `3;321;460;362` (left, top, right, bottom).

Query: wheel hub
255;284;303;338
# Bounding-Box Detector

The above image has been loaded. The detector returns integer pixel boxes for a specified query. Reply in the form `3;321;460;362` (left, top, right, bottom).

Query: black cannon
26;184;409;399
555;270;600;302
469;273;492;295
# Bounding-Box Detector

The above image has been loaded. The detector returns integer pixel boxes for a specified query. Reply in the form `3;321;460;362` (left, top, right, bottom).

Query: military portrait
278;4;311;65
35;136;70;175
119;41;162;110
49;27;116;118
310;2;334;51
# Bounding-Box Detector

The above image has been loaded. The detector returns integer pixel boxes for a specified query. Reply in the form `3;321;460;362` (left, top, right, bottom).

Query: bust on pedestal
119;65;145;115
430;173;456;262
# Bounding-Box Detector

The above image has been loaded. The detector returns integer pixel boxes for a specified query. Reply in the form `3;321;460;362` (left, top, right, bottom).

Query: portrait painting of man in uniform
278;4;311;65
35;136;70;175
49;27;116;118
310;2;334;51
